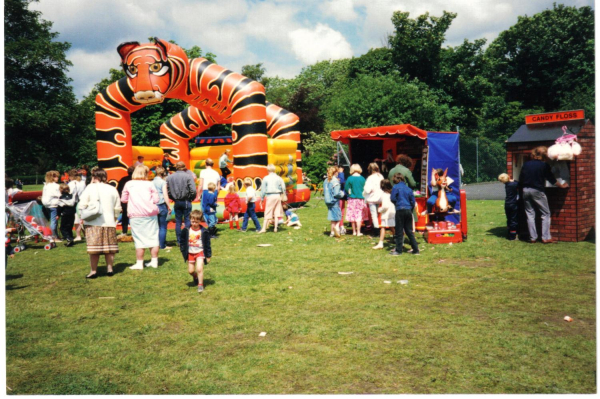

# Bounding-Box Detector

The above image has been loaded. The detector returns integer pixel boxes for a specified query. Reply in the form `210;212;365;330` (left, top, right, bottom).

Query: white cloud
320;0;359;22
289;23;353;64
67;49;120;99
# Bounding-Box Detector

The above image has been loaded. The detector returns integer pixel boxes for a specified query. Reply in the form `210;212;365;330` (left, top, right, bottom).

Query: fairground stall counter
506;110;595;242
331;124;468;244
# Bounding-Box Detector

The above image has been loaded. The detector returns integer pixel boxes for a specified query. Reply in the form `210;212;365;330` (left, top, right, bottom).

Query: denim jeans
204;213;217;229
173;200;191;244
49;207;58;238
242;201;261;231
157;203;169;249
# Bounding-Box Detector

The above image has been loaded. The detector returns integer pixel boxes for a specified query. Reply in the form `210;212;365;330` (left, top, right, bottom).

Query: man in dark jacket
166;161;197;245
116;166;135;237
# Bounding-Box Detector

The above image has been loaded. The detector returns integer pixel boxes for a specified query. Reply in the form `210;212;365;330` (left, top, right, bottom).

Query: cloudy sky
30;0;594;100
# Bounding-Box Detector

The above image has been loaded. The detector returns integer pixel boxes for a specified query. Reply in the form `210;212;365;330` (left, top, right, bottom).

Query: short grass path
5;199;595;394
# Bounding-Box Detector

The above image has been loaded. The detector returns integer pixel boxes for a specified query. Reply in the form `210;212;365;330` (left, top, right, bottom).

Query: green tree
241;63;267;84
324;73;456;132
486;4;594;118
347;47;396;79
388;10;457;85
5;0;89;175
301;131;338;183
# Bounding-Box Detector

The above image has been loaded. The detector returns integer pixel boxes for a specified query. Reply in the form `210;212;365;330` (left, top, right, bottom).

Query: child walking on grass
224;184;241;230
373;179;395;249
186;210;211;293
498;173;519;240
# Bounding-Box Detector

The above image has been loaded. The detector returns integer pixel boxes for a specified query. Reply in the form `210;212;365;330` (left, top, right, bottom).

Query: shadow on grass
487;226;508;239
6;273;24;281
186;278;215;287
6;284;29;290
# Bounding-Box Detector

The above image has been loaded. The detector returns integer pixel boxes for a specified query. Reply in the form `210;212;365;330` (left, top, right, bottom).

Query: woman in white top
41;170;61;242
373;179;396;249
79;168;122;278
363;162;384;230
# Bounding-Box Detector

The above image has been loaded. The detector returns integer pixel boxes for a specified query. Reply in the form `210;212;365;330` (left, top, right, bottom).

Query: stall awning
330;124;428;144
506;121;585;143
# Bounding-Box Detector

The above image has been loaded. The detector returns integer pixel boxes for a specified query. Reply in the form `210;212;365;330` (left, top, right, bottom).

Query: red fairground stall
331;124;468;244
506;110;595;242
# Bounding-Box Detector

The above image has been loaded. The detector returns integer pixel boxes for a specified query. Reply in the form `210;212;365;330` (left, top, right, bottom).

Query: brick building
506;112;594;242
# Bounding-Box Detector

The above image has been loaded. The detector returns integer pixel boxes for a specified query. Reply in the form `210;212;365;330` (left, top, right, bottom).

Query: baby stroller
6;201;56;251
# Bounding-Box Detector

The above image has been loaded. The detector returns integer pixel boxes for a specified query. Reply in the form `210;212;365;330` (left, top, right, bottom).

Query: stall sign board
421;147;428;194
525;110;585;125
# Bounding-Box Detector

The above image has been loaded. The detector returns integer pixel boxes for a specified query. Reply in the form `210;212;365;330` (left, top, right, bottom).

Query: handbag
80;184;103;222
281;191;288;202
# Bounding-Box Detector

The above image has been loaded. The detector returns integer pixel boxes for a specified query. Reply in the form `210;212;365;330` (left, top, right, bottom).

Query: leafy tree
324;73;456;132
241;63;267;84
301;131;338;183
438;39;496;133
5;0;89;175
347;47;396;79
486;4;595;117
388;10;457;85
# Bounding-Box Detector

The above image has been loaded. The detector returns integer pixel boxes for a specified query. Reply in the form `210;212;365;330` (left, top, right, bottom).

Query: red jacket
224;193;241;213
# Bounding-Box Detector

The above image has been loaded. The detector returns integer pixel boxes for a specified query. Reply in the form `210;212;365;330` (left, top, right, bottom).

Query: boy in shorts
187;210;212;293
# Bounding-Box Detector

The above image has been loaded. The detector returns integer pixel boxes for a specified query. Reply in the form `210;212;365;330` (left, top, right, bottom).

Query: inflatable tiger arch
95;37;302;188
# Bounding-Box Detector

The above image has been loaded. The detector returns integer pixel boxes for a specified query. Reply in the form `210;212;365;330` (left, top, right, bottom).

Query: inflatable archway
95;37;304;191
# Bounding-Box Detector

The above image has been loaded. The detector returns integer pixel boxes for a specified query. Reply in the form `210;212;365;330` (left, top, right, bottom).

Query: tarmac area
461;181;505;200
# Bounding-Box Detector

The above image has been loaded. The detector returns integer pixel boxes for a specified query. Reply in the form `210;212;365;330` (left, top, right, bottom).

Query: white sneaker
372;242;384;249
73;237;82;242
145;263;158;268
330;232;335;237
340;227;347;235
129;264;143;270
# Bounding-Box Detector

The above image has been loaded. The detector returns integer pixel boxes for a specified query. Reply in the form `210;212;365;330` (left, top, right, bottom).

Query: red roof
330;124;428;143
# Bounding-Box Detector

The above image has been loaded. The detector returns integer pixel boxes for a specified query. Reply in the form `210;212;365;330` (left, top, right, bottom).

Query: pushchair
6;201;56;252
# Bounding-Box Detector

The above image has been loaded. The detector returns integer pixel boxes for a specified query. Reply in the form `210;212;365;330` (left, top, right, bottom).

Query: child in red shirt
224;185;242;230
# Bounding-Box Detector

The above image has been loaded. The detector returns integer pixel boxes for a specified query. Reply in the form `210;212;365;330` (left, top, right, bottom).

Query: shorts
188;251;205;262
380;217;395;228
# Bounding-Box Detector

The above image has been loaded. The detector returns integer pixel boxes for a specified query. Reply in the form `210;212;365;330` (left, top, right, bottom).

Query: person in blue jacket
390;173;420;256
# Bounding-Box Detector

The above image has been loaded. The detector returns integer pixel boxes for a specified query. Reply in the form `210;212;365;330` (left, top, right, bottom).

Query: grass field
5;199;596;394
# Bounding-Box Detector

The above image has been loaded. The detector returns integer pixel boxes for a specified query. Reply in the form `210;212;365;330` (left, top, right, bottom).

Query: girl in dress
373;179;395;249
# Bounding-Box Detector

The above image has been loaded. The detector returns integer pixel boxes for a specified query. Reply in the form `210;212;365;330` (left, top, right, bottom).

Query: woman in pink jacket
121;165;160;270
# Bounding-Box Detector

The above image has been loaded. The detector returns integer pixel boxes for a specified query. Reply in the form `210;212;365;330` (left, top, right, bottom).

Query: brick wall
506;120;595;242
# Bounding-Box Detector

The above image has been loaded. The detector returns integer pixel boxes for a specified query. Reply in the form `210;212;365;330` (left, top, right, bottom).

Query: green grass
6;199;596;394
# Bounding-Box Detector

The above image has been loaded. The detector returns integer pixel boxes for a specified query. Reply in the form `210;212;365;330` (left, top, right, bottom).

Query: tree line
5;0;594;184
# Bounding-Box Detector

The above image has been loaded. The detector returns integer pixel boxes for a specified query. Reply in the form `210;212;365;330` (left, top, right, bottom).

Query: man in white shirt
197;158;221;201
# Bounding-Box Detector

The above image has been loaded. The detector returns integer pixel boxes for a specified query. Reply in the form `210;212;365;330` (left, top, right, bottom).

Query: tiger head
117;37;188;104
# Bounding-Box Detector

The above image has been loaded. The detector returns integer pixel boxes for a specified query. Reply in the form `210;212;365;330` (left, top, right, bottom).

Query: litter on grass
338;272;354;275
259;332;267;337
257;244;273;247
398;280;409;285
564;316;573;322
383;281;392;284
99;297;115;299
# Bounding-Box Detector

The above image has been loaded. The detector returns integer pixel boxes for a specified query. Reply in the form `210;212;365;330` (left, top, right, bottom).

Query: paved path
462;182;505;200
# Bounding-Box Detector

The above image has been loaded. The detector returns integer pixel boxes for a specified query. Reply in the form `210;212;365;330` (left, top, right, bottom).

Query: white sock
136;259;144;268
145;258;158;267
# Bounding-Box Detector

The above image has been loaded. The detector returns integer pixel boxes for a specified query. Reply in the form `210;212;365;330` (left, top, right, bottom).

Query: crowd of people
12;152;298;293
323;154;421;256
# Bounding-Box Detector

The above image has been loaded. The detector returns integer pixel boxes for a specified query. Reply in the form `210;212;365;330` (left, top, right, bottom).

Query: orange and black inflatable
95;37;302;188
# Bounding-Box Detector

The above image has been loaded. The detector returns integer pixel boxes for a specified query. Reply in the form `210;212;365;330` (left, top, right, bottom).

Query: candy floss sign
525;110;585;125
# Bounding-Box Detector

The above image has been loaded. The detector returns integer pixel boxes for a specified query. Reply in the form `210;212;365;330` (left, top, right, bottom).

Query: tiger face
117;38;175;104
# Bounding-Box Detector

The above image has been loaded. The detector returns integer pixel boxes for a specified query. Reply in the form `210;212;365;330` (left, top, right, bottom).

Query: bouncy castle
95;38;310;217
